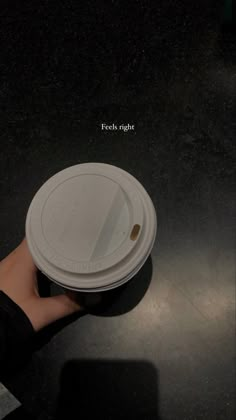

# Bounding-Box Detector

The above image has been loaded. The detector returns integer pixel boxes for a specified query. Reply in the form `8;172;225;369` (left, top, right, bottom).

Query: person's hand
0;239;83;331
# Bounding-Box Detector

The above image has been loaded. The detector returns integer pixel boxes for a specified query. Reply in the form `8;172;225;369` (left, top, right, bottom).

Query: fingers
16;238;37;273
24;295;83;331
66;291;103;308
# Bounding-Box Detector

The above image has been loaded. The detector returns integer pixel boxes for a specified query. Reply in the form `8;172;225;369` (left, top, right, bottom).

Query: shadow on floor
55;359;160;420
2;360;160;420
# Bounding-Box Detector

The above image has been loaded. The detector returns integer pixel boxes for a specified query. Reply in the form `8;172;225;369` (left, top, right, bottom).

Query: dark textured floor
0;1;235;419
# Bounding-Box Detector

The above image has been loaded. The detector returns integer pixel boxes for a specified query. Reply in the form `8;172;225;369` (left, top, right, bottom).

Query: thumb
22;295;83;331
40;294;83;327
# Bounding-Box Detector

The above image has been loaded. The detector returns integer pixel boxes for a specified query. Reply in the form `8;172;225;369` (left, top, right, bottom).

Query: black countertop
0;1;235;419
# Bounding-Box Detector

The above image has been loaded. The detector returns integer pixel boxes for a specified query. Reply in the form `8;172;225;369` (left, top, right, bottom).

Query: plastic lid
26;163;157;291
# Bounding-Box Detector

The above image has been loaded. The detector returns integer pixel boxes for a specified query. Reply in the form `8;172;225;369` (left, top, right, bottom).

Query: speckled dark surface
0;1;235;419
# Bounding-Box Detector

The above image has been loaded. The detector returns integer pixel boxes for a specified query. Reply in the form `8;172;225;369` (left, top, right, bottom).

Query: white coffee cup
26;163;157;292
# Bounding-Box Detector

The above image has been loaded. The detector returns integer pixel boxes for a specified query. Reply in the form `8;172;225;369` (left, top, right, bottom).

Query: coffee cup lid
26;163;157;291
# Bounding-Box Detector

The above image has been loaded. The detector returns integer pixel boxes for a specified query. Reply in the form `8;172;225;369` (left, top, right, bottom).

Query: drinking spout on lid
130;224;141;241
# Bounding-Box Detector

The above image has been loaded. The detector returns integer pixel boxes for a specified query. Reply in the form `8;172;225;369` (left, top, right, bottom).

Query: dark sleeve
0;291;35;379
